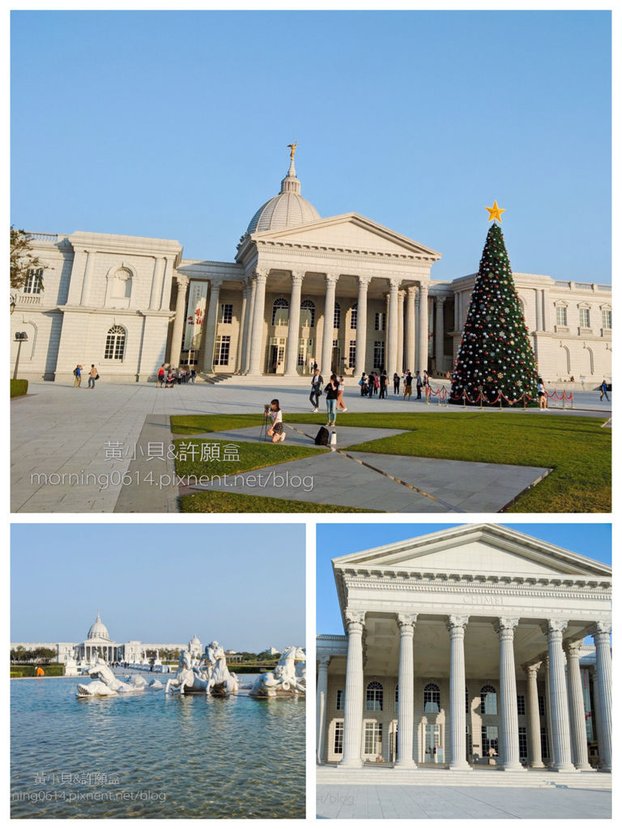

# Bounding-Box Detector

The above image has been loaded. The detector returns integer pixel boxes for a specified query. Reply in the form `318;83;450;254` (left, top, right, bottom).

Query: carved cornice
254;238;437;262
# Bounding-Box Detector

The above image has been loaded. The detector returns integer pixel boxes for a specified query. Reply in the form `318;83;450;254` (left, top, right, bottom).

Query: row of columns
320;612;611;772
170;271;439;376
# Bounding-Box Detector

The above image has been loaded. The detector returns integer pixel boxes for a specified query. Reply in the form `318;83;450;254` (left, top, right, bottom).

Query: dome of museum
246;148;320;234
87;613;111;641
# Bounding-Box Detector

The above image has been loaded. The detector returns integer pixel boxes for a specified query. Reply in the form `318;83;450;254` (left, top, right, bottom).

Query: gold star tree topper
486;200;506;222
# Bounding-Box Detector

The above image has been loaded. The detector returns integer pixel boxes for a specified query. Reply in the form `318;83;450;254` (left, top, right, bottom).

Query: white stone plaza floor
11;380;611;513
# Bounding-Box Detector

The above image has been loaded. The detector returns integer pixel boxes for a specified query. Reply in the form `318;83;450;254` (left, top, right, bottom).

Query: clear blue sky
11;524;305;650
11;10;611;282
317;523;611;633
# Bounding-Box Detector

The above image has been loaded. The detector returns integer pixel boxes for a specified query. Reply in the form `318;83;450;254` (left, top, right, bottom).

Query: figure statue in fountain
165;643;238;697
76;657;161;698
250;646;306;698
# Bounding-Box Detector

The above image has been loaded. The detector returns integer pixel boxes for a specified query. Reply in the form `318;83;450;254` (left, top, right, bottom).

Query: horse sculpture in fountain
76;657;161;698
250;646;306;698
165;642;239;697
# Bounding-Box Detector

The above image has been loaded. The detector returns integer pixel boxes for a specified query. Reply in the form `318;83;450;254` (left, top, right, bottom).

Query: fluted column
544;657;555;767
316;655;330;764
285;271;305;376
247;270;268;375
405;286;417;372
321;273;339;376
448;615;470;770
525;663;544;768
354;276;371;376
395;613;417;768
564;642;590;770
243;277;257;374
592;622;612;771
417;282;429;372
79;249;95;305
169;275;189;367
397;290;405;374
201;278;223;373
545;620;575;771
495;618;522;770
386;278;400;376
236;283;250;373
340;609;365;768
435;296;446;374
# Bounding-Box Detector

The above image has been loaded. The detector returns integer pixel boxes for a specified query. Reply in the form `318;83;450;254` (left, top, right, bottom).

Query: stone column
169;275;189;368
395;613;417;768
405;286;417;372
435;297;446;374
247;269;268;375
149;256;166;309
525;663;544;768
495;618;522;770
544;657;555;767
545;620;575;771
564;641;590;770
236;283;250;373
243;277;257;374
592;622;612;771
354;276;371;376
79;249;95;305
448;615;470;770
386;278;400;376
285;271;304;376
535;288;543;330
397;290;405;374
316;655;331;764
340;609;365;768
417;282;429;372
321;273;339;376
201;278;223;374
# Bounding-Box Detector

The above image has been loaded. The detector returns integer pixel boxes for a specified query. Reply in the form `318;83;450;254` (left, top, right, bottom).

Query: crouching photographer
266;399;286;443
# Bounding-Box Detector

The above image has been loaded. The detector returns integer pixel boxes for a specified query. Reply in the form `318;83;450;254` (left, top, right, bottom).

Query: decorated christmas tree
450;202;539;405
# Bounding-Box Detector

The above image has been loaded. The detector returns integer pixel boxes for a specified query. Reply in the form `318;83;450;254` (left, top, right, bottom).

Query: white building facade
11;151;611;384
316;525;612;773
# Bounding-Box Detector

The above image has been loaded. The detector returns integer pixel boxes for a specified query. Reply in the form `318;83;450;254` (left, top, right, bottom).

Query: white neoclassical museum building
11;149;611;384
316;525;611;775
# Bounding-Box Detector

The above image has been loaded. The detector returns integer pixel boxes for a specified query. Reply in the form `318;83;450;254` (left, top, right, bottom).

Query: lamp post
13;331;28;380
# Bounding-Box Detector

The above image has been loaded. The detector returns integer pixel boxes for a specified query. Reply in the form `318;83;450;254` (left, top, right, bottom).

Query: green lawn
170;412;611;513
179;490;372;512
173;437;323;479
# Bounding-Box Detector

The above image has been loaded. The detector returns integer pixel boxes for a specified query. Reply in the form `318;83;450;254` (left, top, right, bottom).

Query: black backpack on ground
315;426;330;446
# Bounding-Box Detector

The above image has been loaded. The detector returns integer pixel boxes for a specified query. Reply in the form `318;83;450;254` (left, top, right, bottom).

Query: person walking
423;370;431;403
73;365;82;388
537;377;548;410
393;372;400;395
88;364;98;389
403;370;413;400
367;371;375;398
359;372;368;397
373;372;380;396
157;364;166;388
379;370;388;399
415;370;423;400
309;368;324;412
324;374;339;427
337;376;348;412
600;379;610;402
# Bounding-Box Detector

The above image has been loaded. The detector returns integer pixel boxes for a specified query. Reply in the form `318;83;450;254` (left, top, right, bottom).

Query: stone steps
317;766;611;790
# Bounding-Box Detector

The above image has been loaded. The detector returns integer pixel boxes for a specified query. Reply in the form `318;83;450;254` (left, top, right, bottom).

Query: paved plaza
317;783;611;819
11;380;610;513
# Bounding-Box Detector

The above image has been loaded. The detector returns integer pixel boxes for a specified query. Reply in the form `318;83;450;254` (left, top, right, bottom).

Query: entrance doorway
424;724;443;764
332;342;341;374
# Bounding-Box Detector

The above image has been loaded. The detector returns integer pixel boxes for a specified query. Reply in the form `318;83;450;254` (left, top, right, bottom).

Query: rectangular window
350;306;357;330
214;335;231;366
481;726;499;757
333;721;344;755
517;695;526;716
519;727;528;761
336;690;344;711
373;340;385;369
348;340;356;368
538;694;545;717
364;722;383;756
374;312;385;331
579;308;591;328
23;268;43;294
602;309;612;329
556;306;567;326
220;303;233;324
541;727;549;760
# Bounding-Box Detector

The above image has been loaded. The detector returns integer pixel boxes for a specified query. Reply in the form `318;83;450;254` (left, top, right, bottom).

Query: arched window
366;681;383;711
104;325;126;360
111;267;132;299
350;302;358;330
424;683;441;713
300;299;315;328
272;297;289;326
480;685;497;715
333;302;341;329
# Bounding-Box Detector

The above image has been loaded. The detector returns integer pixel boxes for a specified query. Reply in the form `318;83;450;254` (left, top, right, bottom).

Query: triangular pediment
251;213;441;260
333;524;611;578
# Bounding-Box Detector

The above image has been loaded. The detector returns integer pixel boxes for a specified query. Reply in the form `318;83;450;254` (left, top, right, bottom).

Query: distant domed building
11;147;611;384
